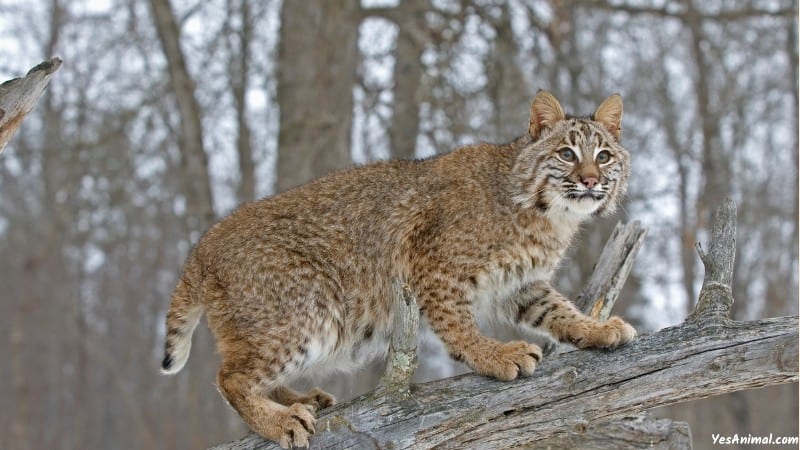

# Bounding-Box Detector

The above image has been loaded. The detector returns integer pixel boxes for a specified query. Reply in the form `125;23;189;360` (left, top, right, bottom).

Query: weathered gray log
575;220;647;319
0;58;62;155
212;202;797;449
217;414;694;450
530;413;692;450
213;315;796;450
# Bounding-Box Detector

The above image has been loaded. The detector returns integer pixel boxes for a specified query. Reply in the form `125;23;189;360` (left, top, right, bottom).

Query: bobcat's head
512;91;630;219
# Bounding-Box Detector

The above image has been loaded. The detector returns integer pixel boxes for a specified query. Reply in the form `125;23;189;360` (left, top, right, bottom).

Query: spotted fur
160;91;635;448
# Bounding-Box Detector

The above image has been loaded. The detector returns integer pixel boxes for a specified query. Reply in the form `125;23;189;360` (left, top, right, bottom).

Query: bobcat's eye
558;148;576;162
596;150;611;164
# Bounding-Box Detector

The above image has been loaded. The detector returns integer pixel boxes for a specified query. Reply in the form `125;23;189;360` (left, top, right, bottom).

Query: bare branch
575;221;648;320
374;280;419;400
0;57;62;155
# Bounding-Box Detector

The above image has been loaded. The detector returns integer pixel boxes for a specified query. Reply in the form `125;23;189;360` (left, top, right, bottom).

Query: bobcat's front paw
472;340;542;381
270;403;317;449
573;316;636;349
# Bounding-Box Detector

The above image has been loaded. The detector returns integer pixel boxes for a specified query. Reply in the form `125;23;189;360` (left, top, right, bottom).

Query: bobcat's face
539;119;630;217
513;92;630;219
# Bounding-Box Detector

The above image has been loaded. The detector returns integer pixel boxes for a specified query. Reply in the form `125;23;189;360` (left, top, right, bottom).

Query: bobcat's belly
469;259;555;328
293;315;393;379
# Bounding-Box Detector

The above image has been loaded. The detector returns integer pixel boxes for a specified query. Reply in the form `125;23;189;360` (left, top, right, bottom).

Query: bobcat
160;91;636;448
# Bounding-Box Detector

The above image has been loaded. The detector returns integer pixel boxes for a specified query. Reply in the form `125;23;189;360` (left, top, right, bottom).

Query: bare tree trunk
485;3;528;143
147;1;235;447
227;0;257;203
654;58;701;314
788;7;799;314
147;0;215;231
387;1;427;159
273;0;367;400
275;0;360;192
0;56;62;450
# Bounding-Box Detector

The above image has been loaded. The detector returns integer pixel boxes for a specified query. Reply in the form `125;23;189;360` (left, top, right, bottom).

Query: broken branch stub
687;198;736;324
375;279;420;400
575;220;648;320
0;57;62;155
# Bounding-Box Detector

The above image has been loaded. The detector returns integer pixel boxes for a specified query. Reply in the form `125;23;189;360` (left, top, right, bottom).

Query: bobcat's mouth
566;190;605;201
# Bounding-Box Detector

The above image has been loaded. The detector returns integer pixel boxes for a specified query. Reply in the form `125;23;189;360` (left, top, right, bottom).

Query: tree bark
485;2;529;143
386;0;427;159
533;413;692;450
0;58;62;155
210;200;797;449
275;0;360;192
227;0;257;203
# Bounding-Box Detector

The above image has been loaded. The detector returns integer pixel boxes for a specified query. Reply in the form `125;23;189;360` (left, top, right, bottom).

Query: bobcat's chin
551;191;607;217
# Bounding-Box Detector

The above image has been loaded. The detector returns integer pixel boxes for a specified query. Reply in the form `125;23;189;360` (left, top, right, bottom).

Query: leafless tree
0;1;795;449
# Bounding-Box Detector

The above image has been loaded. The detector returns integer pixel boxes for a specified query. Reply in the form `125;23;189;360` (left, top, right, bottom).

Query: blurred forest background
0;0;797;449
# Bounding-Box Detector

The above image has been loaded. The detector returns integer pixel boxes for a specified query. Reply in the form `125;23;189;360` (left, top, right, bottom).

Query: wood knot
573;418;589;433
561;367;578;384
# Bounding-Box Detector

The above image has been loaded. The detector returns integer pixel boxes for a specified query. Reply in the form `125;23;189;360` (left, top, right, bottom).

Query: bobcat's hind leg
272;386;336;412
217;359;317;449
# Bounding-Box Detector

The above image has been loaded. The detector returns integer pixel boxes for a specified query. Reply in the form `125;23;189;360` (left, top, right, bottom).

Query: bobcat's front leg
415;274;542;381
513;281;636;348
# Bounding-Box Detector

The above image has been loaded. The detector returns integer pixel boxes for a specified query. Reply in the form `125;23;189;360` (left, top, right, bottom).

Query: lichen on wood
375;279;419;400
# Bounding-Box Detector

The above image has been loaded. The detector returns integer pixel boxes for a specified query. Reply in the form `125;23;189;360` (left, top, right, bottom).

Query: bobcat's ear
529;90;566;139
593;94;623;141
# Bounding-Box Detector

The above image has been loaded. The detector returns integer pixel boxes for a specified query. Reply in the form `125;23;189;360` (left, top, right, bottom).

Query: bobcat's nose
581;176;599;189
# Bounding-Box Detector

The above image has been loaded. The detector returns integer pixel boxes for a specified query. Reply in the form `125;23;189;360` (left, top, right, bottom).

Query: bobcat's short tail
161;262;204;375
